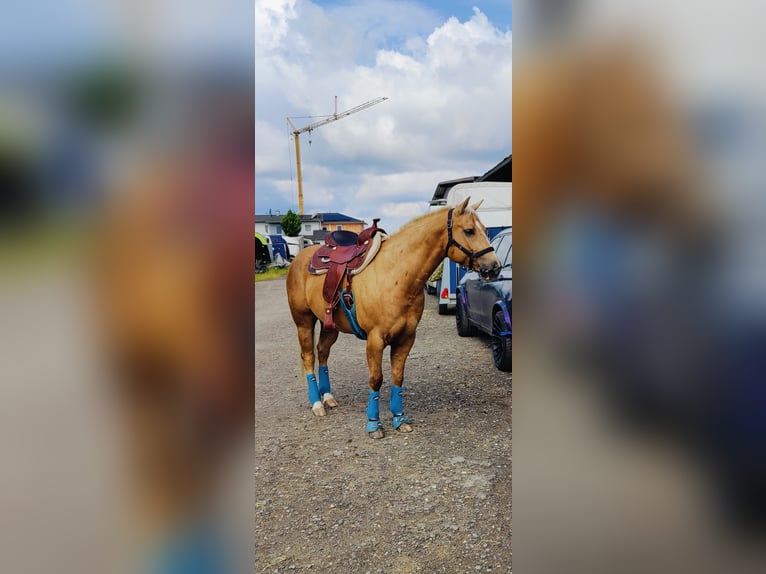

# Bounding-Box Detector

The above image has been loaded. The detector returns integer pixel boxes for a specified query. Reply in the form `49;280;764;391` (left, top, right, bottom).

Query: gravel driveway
255;277;512;573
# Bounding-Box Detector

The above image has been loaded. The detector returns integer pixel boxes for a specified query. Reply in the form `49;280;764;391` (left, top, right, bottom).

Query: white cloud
255;0;298;52
255;1;511;231
379;201;428;220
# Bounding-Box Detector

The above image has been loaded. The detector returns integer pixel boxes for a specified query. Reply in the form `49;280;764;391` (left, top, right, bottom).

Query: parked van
434;181;512;314
268;235;290;261
282;236;302;259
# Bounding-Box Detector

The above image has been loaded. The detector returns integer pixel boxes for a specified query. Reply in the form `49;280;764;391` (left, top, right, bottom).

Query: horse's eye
464;229;475;236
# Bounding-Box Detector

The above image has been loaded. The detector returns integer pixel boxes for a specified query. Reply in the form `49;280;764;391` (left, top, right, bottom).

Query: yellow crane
287;96;389;214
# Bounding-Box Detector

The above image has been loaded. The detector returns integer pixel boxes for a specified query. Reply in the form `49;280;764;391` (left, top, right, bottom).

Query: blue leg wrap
366;391;382;432
392;414;412;430
306;373;320;404
390;385;404;415
366;419;383;433
390;386;412;429
318;365;331;396
149;519;225;574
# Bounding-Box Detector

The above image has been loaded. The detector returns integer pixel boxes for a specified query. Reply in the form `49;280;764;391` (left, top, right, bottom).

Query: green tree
281;209;302;237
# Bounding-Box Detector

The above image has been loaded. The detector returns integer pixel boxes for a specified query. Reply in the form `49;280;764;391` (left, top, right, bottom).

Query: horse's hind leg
317;328;339;408
295;315;325;416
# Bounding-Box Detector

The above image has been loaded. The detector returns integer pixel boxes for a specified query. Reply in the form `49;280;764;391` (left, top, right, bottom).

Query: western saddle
309;218;386;331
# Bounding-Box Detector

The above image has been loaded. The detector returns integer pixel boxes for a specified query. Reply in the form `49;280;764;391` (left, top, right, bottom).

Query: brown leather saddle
309;218;386;330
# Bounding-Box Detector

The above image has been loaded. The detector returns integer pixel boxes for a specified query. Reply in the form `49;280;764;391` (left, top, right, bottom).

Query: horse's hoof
397;423;413;433
368;428;386;439
322;393;338;408
311;401;326;417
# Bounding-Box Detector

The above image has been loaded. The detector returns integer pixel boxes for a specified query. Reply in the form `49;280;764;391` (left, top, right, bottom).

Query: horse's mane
390;204;481;237
390;206;449;237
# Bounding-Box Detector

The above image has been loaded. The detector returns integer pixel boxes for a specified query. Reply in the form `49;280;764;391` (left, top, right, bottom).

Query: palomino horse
286;197;501;438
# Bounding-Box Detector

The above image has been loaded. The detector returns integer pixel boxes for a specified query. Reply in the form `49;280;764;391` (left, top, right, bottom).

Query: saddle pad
309;232;387;276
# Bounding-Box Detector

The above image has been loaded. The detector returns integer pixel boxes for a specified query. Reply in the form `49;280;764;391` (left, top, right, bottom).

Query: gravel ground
255;277;512;573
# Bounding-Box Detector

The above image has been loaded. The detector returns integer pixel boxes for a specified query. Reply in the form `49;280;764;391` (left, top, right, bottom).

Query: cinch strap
306;373;320;405
340;288;367;340
318;365;331;396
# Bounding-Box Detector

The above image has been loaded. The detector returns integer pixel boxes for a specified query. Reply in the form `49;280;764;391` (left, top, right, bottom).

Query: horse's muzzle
479;262;501;281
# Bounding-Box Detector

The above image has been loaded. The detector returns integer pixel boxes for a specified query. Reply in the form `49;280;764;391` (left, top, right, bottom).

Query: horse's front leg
389;336;415;432
295;317;325;416
316;328;339;408
365;335;386;439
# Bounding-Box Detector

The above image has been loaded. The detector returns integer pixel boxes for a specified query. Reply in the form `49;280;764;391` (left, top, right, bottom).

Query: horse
286;197;501;439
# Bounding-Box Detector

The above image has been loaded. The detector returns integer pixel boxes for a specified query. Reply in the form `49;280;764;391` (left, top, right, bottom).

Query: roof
317;212;365;223
254;213;321;223
429;154;511;204
428;176;478;205
476;154;511;182
255;212;364;224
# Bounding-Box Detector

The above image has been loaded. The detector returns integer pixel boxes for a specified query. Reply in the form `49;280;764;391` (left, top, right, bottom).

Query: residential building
254;211;367;244
315;212;365;233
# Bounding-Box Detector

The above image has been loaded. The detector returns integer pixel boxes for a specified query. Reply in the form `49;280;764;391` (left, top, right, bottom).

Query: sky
255;0;512;232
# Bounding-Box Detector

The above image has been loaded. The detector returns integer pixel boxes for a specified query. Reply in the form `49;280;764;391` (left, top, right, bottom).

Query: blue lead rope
340;289;367;340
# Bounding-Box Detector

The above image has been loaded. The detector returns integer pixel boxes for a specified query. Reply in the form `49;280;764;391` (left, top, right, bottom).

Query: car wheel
456;295;477;337
492;309;512;372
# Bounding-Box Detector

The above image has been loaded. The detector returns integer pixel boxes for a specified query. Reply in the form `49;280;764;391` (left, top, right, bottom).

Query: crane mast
287;96;388;214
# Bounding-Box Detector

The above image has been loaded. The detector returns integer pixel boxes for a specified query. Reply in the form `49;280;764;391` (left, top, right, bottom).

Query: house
254;211;367;244
316;212;365;233
254;212;323;237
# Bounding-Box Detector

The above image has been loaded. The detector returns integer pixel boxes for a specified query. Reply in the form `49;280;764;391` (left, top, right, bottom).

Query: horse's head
446;197;501;280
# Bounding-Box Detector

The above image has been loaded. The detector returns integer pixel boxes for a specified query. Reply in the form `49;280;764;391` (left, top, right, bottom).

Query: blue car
455;228;512;371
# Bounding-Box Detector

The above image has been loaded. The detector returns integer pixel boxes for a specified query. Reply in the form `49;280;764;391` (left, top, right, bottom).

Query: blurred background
514;1;766;572
1;1;253;572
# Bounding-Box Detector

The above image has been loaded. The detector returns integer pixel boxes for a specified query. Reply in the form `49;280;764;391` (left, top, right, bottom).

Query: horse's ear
456;196;471;214
471;200;484;211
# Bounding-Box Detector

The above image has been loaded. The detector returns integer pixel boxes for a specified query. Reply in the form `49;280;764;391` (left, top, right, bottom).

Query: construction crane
287;96;388;214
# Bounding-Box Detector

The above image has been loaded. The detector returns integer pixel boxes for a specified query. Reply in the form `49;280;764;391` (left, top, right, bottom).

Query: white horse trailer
436;181;512;313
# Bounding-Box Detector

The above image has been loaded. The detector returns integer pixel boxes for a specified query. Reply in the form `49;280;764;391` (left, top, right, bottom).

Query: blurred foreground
514;1;766;572
1;2;253;572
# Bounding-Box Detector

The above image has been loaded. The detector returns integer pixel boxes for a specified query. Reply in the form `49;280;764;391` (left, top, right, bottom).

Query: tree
281;209;302;237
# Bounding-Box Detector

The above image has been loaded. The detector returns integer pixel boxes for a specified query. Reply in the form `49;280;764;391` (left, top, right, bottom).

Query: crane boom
287;96;388;214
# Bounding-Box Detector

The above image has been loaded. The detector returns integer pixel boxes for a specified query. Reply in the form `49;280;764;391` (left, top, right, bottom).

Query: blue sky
256;0;512;231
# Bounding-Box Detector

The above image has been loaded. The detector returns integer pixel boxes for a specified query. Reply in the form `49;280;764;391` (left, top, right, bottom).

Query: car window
494;235;511;265
504;244;512;267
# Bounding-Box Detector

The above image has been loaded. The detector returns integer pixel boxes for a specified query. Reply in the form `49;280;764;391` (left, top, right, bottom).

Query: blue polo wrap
306;373;320;404
366;390;380;420
366;390;382;432
390;385;404;415
318;365;331;396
